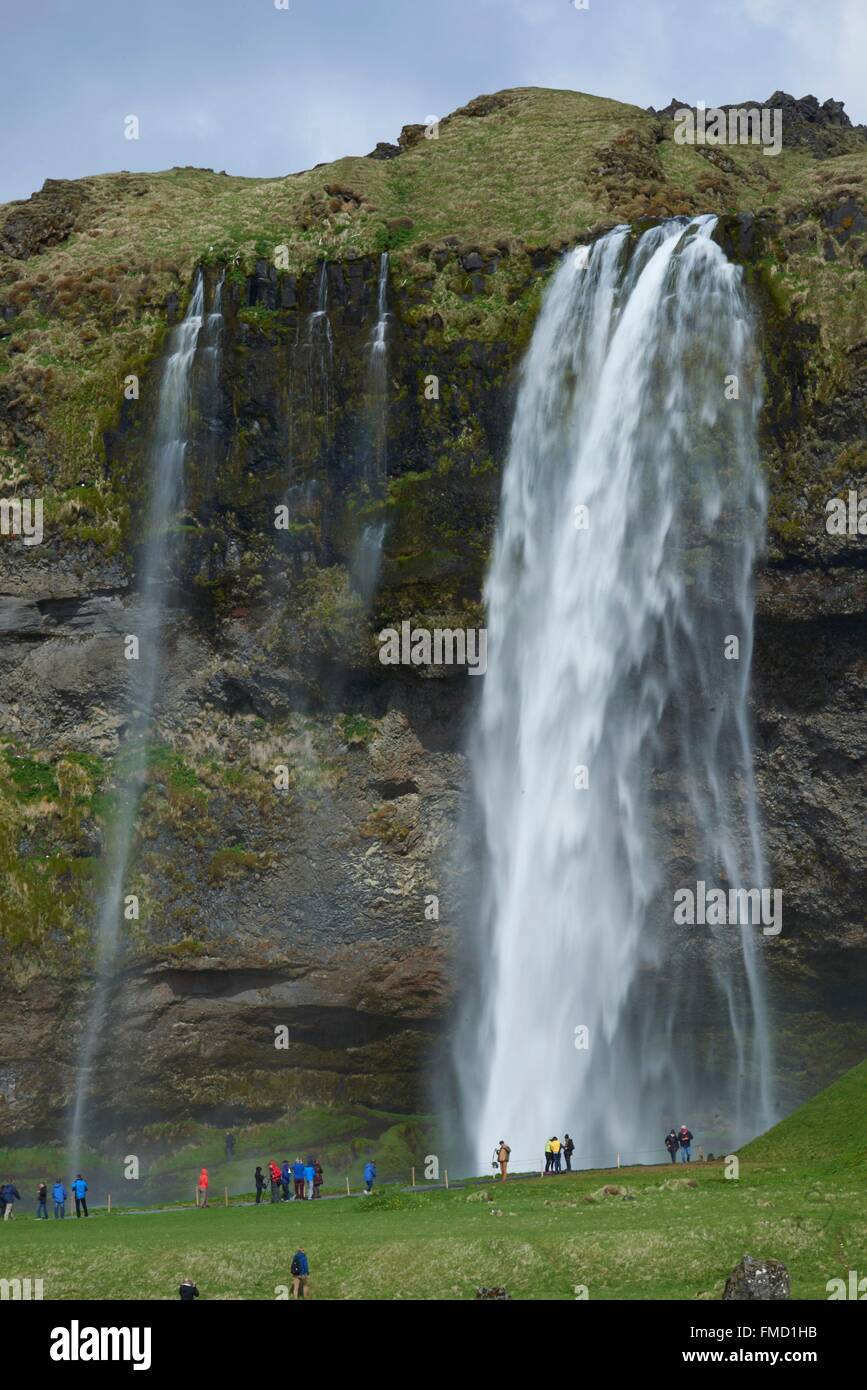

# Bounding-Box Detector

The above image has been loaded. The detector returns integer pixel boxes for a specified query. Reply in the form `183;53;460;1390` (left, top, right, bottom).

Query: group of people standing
544;1135;575;1172
1;1174;88;1219
664;1126;694;1163
259;1158;325;1203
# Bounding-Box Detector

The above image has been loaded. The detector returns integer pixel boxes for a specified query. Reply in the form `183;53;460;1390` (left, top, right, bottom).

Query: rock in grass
475;1286;511;1299
465;1189;493;1203
723;1255;791;1301
662;1178;698;1190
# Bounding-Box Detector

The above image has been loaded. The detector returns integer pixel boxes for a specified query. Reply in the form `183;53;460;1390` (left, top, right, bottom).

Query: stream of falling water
68;270;222;1163
460;217;775;1172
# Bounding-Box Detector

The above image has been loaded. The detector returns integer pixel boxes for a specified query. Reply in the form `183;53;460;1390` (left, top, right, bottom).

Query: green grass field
2;1064;864;1301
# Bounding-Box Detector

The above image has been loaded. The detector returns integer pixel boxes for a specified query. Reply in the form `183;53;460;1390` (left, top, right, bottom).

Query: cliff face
0;88;865;1162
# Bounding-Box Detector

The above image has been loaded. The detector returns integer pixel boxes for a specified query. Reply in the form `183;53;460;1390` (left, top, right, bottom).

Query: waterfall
306;261;333;434
460;216;774;1173
68;271;214;1163
351;253;390;602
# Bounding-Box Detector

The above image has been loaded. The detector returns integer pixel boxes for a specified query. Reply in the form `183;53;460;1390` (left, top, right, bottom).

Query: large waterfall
461;216;774;1173
68;270;218;1163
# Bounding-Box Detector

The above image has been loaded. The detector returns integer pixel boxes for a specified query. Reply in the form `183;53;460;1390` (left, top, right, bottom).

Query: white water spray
352;252;390;602
461;217;774;1172
68;271;215;1163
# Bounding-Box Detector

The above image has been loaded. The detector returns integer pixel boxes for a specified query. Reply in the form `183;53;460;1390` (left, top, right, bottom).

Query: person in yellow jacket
544;1138;553;1173
550;1136;562;1173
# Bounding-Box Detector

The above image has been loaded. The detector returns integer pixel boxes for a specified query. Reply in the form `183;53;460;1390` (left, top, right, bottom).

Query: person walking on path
71;1174;89;1218
665;1129;680;1164
36;1181;48;1219
179;1277;199;1301
52;1179;67;1219
268;1160;281;1203
292;1156;305;1201
312;1162;324;1199
291;1248;310;1300
678;1125;693;1162
254;1167;266;1204
303;1160;315;1201
363;1160;376;1195
562;1135;575;1172
1;1179;21;1220
197;1167;209;1207
280;1160;292;1201
496;1140;511;1182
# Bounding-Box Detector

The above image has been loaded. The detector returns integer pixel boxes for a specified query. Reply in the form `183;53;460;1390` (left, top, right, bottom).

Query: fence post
616;1152;621;1169
224;1186;228;1207
345;1176;350;1196
444;1169;449;1190
107;1193;112;1215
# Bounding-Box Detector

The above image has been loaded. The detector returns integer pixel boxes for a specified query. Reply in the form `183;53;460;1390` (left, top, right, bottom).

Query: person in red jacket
197;1167;209;1207
268;1160;281;1203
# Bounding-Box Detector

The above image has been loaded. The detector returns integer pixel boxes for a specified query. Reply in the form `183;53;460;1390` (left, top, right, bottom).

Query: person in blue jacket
71;1173;89;1217
292;1156;306;1200
1;1179;21;1221
363;1160;376;1195
52;1179;67;1219
291;1247;310;1299
303;1160;315;1200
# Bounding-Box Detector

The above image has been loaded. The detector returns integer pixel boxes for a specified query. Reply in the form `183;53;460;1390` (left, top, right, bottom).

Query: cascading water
460;216;775;1173
351;252;390;603
306;261;333;434
68;271;215;1164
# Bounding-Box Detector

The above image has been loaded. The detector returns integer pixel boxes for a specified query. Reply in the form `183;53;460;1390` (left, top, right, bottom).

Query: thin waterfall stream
68;270;222;1164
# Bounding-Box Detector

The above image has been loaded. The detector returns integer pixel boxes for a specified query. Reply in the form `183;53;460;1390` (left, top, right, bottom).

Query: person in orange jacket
197;1166;209;1208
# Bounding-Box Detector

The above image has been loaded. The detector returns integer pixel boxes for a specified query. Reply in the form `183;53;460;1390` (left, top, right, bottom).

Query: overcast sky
3;0;866;205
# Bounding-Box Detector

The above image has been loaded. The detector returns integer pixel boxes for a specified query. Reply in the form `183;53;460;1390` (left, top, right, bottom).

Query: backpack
290;1255;302;1277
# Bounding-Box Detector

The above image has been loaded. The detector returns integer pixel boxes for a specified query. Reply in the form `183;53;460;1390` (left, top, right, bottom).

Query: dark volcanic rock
723;1256;791;1301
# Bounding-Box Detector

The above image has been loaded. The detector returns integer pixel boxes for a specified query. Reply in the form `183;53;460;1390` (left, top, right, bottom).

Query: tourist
179;1277;199;1301
292;1156;305;1200
52;1178;67;1219
665;1129;679;1164
197;1166;209;1207
1;1178;21;1220
304;1159;316;1201
269;1160;281;1202
254;1166;266;1204
312;1162;324;1199
291;1247;310;1299
544;1138;553;1173
496;1140;511;1182
562;1134;575;1172
71;1173;89;1218
36;1181;48;1219
281;1159;292;1201
363;1159;376;1195
678;1125;694;1162
551;1136;562;1172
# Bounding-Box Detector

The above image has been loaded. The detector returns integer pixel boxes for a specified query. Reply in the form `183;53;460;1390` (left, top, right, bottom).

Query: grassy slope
739;1059;867;1169
2;1069;864;1300
0;1161;862;1300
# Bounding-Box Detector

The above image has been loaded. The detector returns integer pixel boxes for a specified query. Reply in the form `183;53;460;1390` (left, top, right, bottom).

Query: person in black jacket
36;1182;48;1219
254;1167;266;1204
179;1278;199;1301
562;1134;575;1172
678;1125;694;1162
665;1129;679;1164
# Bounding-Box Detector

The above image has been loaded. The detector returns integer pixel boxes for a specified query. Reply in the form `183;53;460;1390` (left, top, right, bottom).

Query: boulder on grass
723;1256;791;1301
475;1286;511;1299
